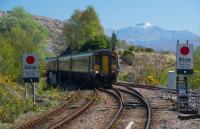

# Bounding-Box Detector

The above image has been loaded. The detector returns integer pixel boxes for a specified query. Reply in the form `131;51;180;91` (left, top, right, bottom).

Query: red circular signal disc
180;46;189;55
26;56;35;64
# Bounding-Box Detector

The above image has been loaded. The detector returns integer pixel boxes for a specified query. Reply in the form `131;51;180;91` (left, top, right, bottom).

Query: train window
95;56;100;64
111;56;116;64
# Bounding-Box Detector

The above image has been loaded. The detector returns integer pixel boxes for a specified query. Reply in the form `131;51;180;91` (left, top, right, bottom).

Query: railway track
115;82;199;95
116;82;200;128
114;85;152;129
115;82;178;129
133;87;176;129
12;82;199;129
13;91;78;129
116;82;200;112
99;88;124;129
14;89;97;129
50;89;97;129
115;82;177;93
100;85;152;129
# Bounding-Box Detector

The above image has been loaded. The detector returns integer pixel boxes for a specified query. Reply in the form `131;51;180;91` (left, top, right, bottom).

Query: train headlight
112;70;116;73
95;70;99;74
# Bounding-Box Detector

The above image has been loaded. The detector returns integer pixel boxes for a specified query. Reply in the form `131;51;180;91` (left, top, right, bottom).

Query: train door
102;55;109;75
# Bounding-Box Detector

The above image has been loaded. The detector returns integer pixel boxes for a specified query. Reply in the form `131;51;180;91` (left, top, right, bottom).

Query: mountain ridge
1;10;199;52
107;22;200;51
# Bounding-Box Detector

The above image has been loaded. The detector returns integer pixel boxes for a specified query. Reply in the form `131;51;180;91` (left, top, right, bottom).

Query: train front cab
93;51;118;87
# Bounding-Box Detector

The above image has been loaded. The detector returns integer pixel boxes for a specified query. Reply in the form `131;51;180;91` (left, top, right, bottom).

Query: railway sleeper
124;101;143;107
178;113;200;120
124;103;144;109
152;107;176;111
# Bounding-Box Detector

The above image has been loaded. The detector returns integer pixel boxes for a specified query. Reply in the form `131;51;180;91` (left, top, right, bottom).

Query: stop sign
26;56;35;64
180;46;189;55
23;53;39;82
176;43;193;74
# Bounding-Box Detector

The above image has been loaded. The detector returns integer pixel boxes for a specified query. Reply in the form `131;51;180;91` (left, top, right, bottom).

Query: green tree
190;46;200;89
80;35;108;52
128;45;135;51
0;36;16;76
110;31;118;50
145;48;155;52
0;7;47;81
64;6;104;53
121;50;135;65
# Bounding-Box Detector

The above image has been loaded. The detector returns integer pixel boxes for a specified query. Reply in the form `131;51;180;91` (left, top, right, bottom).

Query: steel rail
49;88;97;129
114;84;152;129
126;86;152;129
14;91;79;129
99;88;124;129
115;81;199;95
115;82;177;94
116;82;200;122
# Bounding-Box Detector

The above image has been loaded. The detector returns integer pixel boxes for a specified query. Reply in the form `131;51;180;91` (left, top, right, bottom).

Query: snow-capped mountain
135;22;153;28
106;22;200;51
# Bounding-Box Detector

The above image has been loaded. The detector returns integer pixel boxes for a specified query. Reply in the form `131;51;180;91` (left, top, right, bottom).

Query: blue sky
0;0;200;34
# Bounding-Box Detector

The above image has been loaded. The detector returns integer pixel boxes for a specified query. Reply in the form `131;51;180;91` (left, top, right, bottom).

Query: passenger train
46;49;119;88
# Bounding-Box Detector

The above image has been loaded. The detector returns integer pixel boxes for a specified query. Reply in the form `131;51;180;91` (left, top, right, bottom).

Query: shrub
121;50;134;65
145;75;160;86
0;96;32;123
0;75;32;123
145;48;154;52
128;45;135;51
118;73;129;82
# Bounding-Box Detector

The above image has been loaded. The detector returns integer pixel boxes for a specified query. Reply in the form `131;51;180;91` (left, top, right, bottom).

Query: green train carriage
46;49;118;88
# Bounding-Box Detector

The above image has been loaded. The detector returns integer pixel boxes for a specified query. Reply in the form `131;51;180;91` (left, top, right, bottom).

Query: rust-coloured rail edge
115;82;177;93
14;92;77;129
115;84;152;129
116;82;199;95
128;87;152;129
49;89;97;129
99;88;123;129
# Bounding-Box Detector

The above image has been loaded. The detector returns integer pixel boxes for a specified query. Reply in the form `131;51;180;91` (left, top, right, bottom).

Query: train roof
46;49;116;61
45;56;57;62
59;49;115;57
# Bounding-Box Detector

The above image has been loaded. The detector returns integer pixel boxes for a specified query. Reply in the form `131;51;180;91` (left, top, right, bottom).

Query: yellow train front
91;49;118;87
46;49;118;88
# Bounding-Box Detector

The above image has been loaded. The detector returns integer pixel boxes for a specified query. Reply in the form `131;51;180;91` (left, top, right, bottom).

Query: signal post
176;40;193;113
23;52;39;105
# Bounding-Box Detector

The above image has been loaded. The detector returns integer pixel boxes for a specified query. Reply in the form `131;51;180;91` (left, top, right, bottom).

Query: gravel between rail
63;88;119;129
13;90;95;129
136;88;200;129
112;85;147;129
10;82;200;129
115;82;200;129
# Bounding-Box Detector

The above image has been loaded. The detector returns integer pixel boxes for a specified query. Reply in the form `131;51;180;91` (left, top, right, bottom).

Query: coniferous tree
110;31;118;51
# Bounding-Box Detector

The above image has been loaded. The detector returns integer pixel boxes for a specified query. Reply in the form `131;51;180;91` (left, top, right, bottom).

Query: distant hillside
0;11;66;56
106;22;200;51
2;10;199;53
118;52;176;85
0;11;5;17
34;16;66;55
